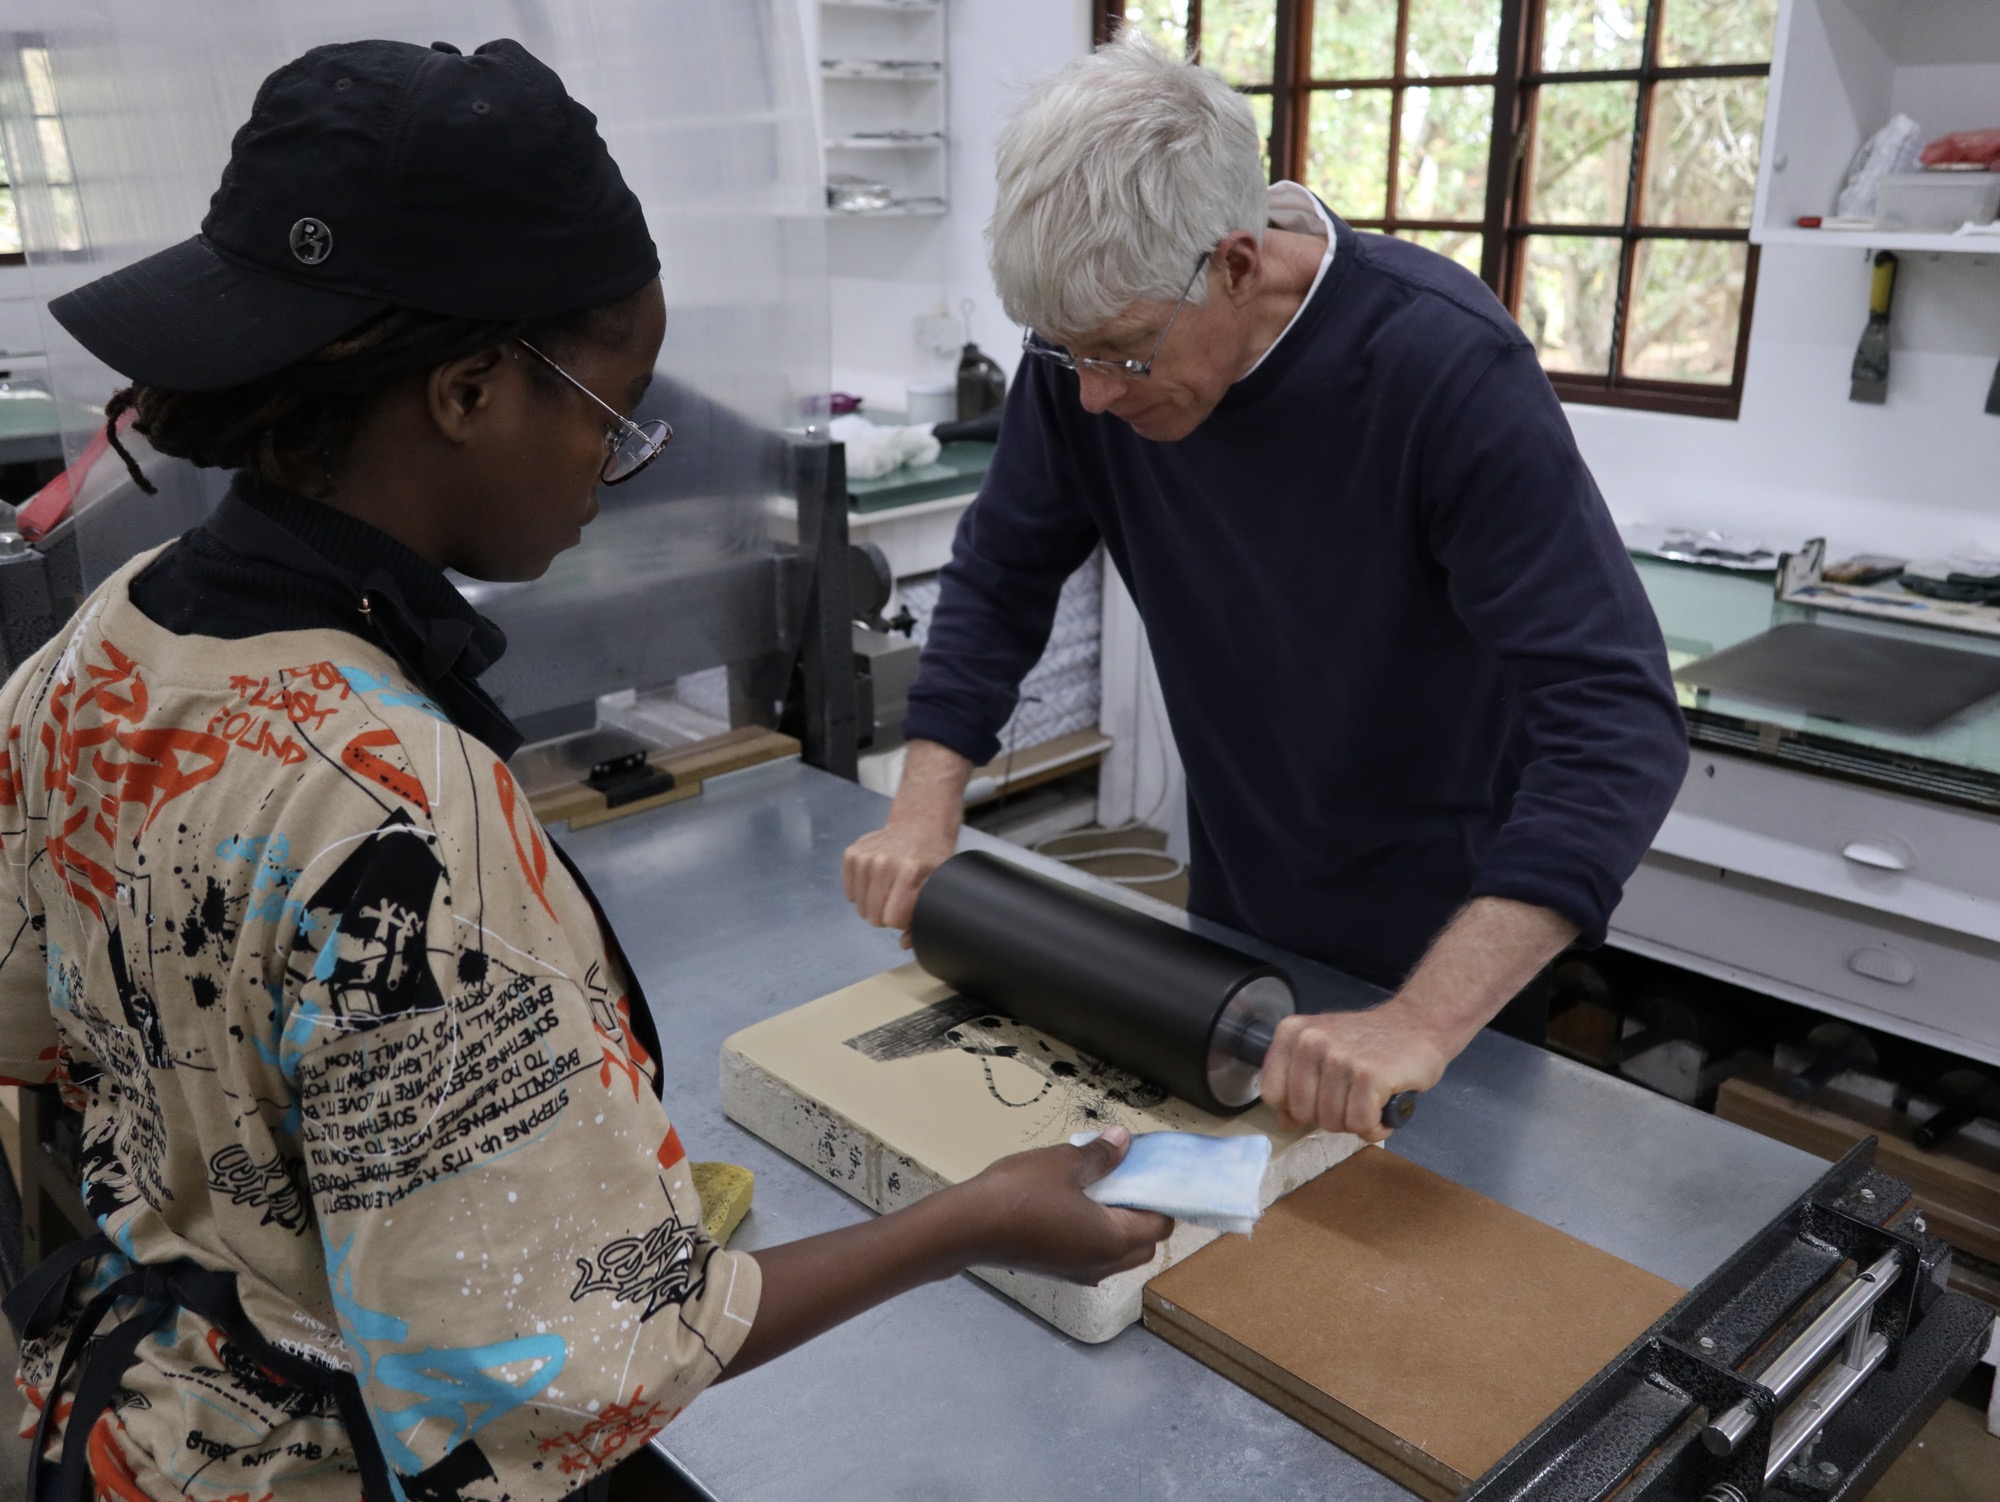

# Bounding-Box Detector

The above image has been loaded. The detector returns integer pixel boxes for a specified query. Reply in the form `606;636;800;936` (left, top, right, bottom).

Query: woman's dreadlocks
104;296;632;495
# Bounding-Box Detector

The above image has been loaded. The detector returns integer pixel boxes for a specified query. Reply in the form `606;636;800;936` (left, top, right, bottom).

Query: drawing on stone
843;995;1169;1135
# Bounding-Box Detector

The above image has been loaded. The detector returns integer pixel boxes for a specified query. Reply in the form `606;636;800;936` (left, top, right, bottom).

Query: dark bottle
954;297;1007;420
956;341;1006;420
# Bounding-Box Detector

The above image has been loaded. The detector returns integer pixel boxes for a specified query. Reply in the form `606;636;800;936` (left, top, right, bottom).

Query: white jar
905;379;956;425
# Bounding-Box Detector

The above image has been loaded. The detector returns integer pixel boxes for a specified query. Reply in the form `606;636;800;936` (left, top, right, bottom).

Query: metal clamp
1701;1249;1902;1459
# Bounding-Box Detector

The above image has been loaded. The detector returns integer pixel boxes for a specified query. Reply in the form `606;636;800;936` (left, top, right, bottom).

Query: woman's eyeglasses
516;338;672;485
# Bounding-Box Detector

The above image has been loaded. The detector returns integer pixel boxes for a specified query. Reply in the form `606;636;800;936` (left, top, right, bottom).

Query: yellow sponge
691;1161;755;1246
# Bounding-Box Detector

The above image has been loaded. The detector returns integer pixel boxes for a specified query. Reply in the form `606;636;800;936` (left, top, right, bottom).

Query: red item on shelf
1797;216;1823;227
1920;129;2000;169
16;411;134;542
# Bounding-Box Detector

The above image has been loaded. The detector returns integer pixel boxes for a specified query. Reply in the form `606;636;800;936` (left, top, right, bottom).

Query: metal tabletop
554;757;1826;1502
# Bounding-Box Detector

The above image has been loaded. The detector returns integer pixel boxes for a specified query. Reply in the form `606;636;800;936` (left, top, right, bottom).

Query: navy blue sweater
905;217;1688;989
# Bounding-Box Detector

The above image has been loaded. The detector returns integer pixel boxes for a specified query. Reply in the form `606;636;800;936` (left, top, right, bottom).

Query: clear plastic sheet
0;1;830;729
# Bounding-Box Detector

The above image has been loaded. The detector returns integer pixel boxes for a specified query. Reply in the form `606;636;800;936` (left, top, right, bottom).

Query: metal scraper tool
1223;1016;1419;1130
1849;250;1898;404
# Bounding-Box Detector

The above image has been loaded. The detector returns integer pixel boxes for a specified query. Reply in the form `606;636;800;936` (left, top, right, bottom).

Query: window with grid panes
0;44;82;264
0;146;19;263
1093;0;1778;418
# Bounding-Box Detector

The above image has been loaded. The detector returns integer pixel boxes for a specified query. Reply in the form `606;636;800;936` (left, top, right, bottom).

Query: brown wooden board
528;726;798;829
1143;1148;1683;1500
1717;1067;2000;1265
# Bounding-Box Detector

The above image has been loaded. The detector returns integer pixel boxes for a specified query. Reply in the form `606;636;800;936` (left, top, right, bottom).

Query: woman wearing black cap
0;39;1168;1502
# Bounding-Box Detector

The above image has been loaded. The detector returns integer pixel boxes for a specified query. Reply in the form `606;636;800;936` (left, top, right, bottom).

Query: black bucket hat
50;38;659;392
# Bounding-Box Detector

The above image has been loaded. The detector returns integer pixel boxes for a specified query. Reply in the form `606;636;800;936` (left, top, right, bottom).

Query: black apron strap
50;1287;170;1502
1;1233;109;1343
9;1238;401;1502
162;1260;400;1502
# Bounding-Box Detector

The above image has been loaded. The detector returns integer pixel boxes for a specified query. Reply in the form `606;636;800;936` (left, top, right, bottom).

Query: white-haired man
843;34;1688;1140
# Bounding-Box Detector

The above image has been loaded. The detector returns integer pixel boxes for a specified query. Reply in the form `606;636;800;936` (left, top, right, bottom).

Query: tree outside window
1095;0;1779;419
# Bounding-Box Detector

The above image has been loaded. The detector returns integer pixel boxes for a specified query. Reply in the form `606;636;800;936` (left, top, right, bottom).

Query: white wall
1571;245;2000;562
0;263;47;367
812;0;1090;410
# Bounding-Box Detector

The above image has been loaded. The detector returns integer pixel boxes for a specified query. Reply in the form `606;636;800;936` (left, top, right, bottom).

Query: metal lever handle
1229;1019;1418;1131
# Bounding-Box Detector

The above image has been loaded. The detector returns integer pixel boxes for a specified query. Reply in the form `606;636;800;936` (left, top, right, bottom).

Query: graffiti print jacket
0;486;761;1502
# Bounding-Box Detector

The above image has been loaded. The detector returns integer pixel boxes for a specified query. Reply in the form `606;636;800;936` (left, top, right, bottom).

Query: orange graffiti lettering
657;1125;686;1173
86;1413;151;1502
228;674;339;731
493;762;556;923
534;1387;671;1476
288;661;355;700
342;730;430;812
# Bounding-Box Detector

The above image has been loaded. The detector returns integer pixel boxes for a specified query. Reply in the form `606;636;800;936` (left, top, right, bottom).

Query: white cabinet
817;0;948;218
1754;0;2000;253
1611;749;2000;1067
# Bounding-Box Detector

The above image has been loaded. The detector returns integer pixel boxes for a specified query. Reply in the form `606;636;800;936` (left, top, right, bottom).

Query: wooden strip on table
1717;1067;2000;1265
530;726;799;830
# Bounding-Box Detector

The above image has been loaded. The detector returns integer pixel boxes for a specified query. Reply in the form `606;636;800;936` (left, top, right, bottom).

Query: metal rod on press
1764;1331;1890;1484
1700;1249;1903;1457
1226;1019;1419;1130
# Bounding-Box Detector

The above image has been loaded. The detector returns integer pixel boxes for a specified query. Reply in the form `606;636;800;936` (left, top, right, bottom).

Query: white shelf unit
1754;0;2000;254
818;0;947;218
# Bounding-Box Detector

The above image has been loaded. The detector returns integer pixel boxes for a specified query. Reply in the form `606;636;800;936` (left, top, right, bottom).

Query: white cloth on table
828;413;940;479
1072;1129;1272;1235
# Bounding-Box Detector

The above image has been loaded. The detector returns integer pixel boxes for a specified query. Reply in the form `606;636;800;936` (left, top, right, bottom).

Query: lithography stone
720;963;1359;1342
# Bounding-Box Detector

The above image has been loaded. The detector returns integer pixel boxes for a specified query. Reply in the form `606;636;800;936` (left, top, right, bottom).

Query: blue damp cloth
1072;1130;1272;1234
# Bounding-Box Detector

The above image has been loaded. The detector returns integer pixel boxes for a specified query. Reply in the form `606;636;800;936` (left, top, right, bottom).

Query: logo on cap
289;218;332;265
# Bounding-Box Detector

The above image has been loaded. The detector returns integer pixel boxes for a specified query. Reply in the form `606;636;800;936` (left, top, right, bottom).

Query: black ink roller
910;851;1417;1129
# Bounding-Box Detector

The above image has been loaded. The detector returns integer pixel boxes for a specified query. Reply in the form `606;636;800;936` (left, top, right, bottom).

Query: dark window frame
1093;0;1768;419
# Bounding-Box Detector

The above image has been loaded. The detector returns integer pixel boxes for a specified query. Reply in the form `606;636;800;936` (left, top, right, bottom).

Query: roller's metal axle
1224;1018;1419;1131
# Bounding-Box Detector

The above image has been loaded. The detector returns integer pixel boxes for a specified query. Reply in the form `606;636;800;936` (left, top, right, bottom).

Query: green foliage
1541;0;1644;72
1400;85;1493;220
1659;0;1779;66
1519;234;1619;374
1312;0;1397;79
1205;0;1278;85
1406;0;1502;77
1306;88;1393;218
1530;81;1636;224
1625;239;1748;382
1641;76;1762;227
1121;0;1190;57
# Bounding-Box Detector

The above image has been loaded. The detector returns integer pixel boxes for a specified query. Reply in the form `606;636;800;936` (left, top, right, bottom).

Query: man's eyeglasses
1019;246;1215;379
516;338;672;485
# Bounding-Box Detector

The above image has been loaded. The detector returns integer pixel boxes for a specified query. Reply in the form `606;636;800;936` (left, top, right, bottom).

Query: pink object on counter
1920;129;2000;170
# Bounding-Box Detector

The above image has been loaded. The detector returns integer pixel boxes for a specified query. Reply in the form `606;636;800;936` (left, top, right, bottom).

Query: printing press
1466;1143;1991;1502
